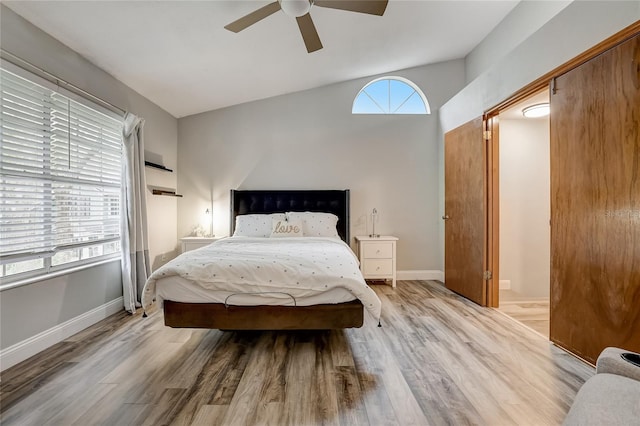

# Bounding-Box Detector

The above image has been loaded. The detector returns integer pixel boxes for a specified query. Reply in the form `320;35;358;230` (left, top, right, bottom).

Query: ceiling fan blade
296;13;323;53
314;0;388;16
224;1;281;33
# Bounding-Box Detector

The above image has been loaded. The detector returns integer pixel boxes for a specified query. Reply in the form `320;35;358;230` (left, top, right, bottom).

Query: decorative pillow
233;213;286;237
285;211;340;238
270;218;303;238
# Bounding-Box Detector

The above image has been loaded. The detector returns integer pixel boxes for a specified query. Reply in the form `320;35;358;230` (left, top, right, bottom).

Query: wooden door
444;117;490;306
550;33;640;364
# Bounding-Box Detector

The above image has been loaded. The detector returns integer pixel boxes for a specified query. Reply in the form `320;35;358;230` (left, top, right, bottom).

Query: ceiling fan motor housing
279;0;312;17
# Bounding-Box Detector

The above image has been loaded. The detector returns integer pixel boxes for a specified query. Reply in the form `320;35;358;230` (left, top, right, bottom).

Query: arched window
352;76;430;115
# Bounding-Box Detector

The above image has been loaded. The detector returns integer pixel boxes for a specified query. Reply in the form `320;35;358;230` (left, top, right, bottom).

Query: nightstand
355;235;398;288
180;237;220;253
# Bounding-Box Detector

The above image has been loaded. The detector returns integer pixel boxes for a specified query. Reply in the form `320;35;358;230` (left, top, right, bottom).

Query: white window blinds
0;68;123;261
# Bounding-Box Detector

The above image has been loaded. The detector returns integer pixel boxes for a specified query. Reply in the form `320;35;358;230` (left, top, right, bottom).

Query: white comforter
142;237;381;321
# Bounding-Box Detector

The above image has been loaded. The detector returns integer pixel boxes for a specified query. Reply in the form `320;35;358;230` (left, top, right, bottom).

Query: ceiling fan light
522;103;550;118
280;0;311;17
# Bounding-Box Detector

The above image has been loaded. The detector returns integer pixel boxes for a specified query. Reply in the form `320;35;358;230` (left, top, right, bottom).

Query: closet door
444;117;491;306
550;33;640;364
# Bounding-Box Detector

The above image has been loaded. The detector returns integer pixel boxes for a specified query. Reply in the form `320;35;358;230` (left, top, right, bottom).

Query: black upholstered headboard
230;189;350;243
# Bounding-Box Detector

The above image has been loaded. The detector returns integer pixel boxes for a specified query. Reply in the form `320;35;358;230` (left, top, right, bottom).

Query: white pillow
286;211;340;238
270;218;303;238
233;213;286;237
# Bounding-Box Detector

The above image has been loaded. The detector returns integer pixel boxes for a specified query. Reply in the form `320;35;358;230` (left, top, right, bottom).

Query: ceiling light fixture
522;103;550;118
279;0;311;17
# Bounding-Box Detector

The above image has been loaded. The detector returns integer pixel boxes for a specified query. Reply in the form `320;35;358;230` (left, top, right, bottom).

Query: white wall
177;60;466;272
441;1;640;133
438;0;639;271
464;0;571;84
499;118;550;298
0;6;178;354
0;262;122;349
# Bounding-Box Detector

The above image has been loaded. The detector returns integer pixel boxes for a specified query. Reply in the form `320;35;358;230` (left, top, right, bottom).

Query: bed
141;189;381;330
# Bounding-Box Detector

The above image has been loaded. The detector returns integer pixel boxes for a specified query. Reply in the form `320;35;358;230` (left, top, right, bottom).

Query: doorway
442;23;639;363
496;89;551;338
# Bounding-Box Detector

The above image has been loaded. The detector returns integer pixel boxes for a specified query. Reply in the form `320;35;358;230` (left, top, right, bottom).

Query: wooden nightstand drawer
181;237;221;253
363;259;393;275
363;242;393;259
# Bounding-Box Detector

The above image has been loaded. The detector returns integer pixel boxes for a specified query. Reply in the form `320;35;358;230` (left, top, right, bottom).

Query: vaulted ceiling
4;1;519;118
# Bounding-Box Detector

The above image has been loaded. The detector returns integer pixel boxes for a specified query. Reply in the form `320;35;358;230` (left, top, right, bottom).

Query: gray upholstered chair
564;347;640;425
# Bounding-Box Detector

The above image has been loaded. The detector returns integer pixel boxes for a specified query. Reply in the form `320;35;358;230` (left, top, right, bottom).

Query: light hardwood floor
499;290;550;339
0;281;593;425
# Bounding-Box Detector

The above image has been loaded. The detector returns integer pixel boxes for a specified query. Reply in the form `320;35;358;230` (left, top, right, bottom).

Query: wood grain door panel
444;117;486;306
550;34;640;364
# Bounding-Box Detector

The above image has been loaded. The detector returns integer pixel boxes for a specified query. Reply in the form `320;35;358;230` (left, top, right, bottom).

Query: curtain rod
0;49;127;116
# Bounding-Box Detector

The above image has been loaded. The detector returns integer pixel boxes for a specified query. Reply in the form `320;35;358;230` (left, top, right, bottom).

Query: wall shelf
152;189;183;197
145;161;173;172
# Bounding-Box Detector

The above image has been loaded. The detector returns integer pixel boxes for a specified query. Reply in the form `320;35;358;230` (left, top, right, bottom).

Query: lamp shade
279;0;311;17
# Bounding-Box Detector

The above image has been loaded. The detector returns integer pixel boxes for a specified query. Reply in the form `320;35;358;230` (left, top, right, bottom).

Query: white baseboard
499;280;511;290
397;270;444;282
0;297;124;372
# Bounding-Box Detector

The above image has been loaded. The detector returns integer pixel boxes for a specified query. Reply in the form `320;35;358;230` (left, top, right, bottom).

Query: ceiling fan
224;0;389;53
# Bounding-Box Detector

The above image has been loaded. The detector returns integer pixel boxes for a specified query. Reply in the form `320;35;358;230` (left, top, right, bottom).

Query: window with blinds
0;67;123;283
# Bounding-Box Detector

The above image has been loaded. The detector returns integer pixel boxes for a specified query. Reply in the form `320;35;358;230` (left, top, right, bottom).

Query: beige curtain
121;113;150;313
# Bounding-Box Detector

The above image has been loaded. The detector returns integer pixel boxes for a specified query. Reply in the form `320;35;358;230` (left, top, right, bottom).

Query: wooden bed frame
162;189;365;330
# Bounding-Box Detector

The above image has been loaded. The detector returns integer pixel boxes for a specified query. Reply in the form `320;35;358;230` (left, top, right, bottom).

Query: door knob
442;215;450;220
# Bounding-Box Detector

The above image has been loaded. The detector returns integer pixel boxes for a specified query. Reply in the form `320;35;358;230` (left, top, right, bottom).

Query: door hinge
483;130;492;140
483;270;493;280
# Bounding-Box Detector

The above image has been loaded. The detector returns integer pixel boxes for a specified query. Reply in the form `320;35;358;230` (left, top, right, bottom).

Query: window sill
0;256;121;292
